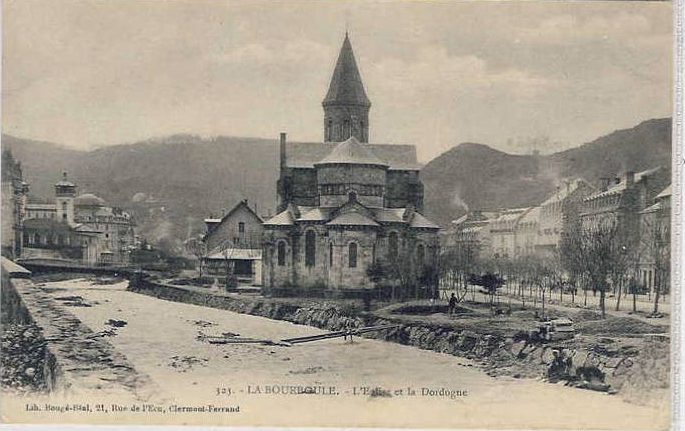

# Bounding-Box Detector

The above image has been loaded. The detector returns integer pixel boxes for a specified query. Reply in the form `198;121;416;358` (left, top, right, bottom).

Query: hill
420;118;672;226
2;117;672;249
2;134;284;251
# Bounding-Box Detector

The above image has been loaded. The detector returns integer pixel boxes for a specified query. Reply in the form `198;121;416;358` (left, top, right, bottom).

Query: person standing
448;293;457;314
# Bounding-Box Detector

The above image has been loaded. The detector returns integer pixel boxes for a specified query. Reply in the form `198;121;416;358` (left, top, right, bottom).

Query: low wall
1;270;60;392
2;268;164;401
129;277;667;397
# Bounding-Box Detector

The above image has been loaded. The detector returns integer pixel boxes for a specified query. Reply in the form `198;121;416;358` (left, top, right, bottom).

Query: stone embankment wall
2;271;163;401
129;278;666;396
1;270;59;393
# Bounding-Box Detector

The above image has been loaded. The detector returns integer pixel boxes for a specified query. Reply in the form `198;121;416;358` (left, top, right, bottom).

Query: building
579;168;669;235
21;172;136;265
201;200;264;285
536;178;595;255
488;207;530;259
637;184;671;294
1;150;28;258
263;34;441;291
444;210;498;257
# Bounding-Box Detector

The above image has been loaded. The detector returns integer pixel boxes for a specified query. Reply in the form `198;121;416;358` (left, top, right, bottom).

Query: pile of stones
1;322;47;393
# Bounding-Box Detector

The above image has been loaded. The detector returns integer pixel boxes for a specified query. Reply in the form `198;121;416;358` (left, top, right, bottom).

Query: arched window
343;120;350;139
388;232;398;260
360;121;365;141
305;230;316;267
329;242;333;267
327;120;333;141
277;241;286;266
349;243;357;268
417;244;425;265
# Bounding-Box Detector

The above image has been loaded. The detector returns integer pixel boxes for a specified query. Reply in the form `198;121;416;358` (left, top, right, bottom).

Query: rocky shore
1;322;48;394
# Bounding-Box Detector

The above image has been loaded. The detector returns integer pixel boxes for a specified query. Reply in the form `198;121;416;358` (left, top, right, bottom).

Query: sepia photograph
0;0;679;429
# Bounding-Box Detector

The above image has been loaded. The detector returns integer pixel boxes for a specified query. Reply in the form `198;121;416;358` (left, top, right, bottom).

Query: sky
2;0;673;162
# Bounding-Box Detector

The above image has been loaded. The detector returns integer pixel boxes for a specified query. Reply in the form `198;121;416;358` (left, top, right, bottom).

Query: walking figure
448;293;457;314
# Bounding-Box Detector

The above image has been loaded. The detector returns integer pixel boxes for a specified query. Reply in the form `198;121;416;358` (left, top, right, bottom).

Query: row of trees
366;251;439;301
441;213;670;319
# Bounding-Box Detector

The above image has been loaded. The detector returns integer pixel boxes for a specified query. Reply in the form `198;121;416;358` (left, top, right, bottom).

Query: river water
5;278;668;429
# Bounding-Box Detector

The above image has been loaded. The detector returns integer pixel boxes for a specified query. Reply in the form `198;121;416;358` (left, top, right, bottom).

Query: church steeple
323;33;371;143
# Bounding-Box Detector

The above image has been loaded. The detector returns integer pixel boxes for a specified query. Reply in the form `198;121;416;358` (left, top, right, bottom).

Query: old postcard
0;0;679;429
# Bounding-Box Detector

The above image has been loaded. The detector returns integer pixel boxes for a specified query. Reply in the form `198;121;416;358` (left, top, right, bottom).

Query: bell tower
323;33;371;143
55;171;76;226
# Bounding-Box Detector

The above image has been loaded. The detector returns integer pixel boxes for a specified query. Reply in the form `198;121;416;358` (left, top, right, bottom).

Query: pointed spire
323;33;370;107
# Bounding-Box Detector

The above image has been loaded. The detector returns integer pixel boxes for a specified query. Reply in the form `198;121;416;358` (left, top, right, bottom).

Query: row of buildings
445;168;671;293
1;153;137;265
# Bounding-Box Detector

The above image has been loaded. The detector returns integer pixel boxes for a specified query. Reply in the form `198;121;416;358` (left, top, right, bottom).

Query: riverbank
128;275;670;406
1;276;670;429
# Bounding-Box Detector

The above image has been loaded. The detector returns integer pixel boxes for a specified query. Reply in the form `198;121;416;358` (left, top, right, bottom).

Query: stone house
1;150;28;258
637;184;671;294
536;178;595;255
202;199;264;285
488;208;530;259
579;168;669;240
444;210;498;257
20;172;136;265
263;34;440;291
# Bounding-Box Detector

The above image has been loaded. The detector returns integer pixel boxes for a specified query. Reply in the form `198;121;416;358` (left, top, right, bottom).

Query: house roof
23;218;75;232
54;172;75;187
640;201;664;214
322;33;370;107
656;184;672;199
315;137;387;167
75;193;105;206
25;203;56;210
205;199;264;235
518;207;541;224
493;208;529;223
586;167;662;200
541;179;594;206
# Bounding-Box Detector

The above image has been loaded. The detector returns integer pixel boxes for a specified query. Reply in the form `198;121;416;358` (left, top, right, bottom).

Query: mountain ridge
2;117;672;251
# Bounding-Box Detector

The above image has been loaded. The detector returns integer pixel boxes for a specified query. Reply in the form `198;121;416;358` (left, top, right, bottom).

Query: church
262;34;440;291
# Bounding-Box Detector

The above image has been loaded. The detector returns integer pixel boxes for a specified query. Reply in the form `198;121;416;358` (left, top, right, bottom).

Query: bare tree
640;212;670;315
440;228;481;303
186;236;207;278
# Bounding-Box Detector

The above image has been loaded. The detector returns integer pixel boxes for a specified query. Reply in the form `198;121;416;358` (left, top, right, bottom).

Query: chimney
599;177;612;192
280;132;287;171
622;171;635;187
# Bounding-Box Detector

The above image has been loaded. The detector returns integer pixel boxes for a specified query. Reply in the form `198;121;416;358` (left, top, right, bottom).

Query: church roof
326;212;380;227
409;212;441;229
315;137;387;166
298;207;333;221
263;209;295;226
372;208;406;223
264;203;439;230
284;142;421;170
323;33;370;107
